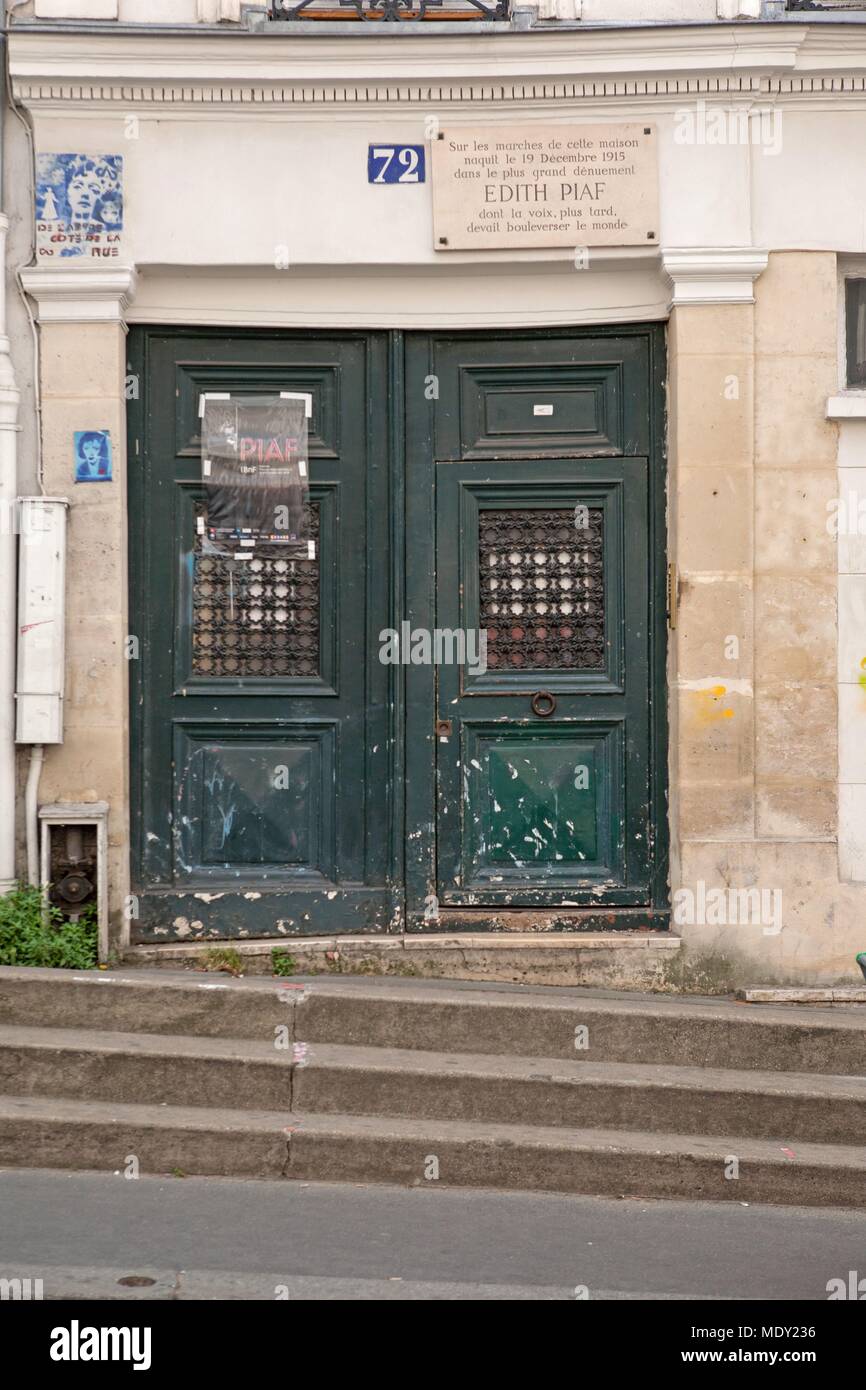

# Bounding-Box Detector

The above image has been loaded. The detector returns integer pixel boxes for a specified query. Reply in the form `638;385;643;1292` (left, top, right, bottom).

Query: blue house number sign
367;145;425;185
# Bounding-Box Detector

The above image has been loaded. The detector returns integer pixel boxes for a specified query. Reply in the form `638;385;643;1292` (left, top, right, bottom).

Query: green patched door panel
464;724;620;879
431;332;650;461
435;457;650;906
404;328;667;922
128;330;395;940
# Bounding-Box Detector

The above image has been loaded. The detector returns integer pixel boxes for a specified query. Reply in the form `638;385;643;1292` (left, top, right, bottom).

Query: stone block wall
671;251;866;985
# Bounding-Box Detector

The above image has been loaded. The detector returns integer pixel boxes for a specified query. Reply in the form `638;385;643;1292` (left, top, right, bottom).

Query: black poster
201;394;311;556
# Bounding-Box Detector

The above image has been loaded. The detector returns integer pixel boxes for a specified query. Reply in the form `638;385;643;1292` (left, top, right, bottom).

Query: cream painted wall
2;99;39;497
33;2;118;18
25;1;740;23
19;99;866;273
119;1;200;20
127;263;671;329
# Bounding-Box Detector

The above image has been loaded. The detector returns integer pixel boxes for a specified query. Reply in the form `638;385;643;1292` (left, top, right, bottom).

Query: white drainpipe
0;211;20;894
24;744;43;888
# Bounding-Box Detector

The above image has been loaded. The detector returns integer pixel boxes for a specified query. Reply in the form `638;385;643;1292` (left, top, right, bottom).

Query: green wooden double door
128;327;668;941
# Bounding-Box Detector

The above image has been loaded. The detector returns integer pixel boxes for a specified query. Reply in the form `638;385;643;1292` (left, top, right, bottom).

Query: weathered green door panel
432;332;651;460
435;458;650;906
173;722;337;880
404;327;667;926
462;721;623;880
128;330;395;940
403;333;438;922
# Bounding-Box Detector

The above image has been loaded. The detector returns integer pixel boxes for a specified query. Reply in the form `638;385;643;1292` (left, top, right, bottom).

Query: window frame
845;276;866;389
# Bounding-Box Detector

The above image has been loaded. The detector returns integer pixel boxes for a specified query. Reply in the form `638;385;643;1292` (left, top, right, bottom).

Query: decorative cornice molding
20;266;138;324
662;247;769;305
15;72;866;110
12;22;866;111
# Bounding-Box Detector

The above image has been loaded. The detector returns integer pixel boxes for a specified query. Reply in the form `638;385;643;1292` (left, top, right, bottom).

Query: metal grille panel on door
191;502;321;680
479;507;606;672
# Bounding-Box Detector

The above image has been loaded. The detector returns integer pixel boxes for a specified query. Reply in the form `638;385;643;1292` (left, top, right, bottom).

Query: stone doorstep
738;988;866;1005
124;932;683;962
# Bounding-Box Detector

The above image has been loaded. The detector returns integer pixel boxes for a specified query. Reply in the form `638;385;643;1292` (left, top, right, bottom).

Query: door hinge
667;562;678;631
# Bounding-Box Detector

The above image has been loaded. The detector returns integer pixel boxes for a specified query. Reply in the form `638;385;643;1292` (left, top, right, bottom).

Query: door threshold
124;929;681;990
419;907;671;934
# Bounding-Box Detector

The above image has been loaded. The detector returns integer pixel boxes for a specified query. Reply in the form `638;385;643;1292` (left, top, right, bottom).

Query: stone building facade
3;0;866;988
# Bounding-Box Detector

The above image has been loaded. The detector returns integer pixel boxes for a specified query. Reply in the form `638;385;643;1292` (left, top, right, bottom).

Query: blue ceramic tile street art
36;154;123;261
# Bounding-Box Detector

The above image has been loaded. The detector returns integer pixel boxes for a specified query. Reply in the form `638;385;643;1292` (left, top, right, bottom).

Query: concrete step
0;1025;294;1112
4;1023;865;1147
2;1094;864;1209
294;1043;866;1146
0;1094;290;1179
285;1113;866;1210
0;965;299;1040
296;979;866;1075
2;966;865;1074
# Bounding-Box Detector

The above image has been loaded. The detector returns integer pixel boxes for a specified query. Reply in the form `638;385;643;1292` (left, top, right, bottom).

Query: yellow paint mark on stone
692;684;734;726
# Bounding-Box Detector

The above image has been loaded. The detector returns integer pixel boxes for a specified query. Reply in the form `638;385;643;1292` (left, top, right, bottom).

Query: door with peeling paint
128;330;396;940
405;328;668;923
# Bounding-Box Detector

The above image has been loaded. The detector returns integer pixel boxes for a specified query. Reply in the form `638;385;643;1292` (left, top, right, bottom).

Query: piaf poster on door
431;124;658;251
200;394;312;559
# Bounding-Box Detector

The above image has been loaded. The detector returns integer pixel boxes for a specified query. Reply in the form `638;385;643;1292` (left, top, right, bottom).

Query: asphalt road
1;1169;864;1300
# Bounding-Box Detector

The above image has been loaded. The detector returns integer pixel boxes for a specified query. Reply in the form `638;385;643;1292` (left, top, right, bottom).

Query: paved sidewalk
1;1169;863;1300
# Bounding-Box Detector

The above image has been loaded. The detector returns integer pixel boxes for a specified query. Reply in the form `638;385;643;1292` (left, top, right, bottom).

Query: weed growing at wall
199;947;244;976
271;949;298;977
0;885;97;969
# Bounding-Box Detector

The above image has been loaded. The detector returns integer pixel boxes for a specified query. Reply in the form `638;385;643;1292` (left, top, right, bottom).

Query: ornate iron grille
271;0;508;19
192;503;320;679
479;508;605;671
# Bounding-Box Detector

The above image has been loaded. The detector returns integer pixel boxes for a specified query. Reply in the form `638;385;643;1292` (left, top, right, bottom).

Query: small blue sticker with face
74;431;112;483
